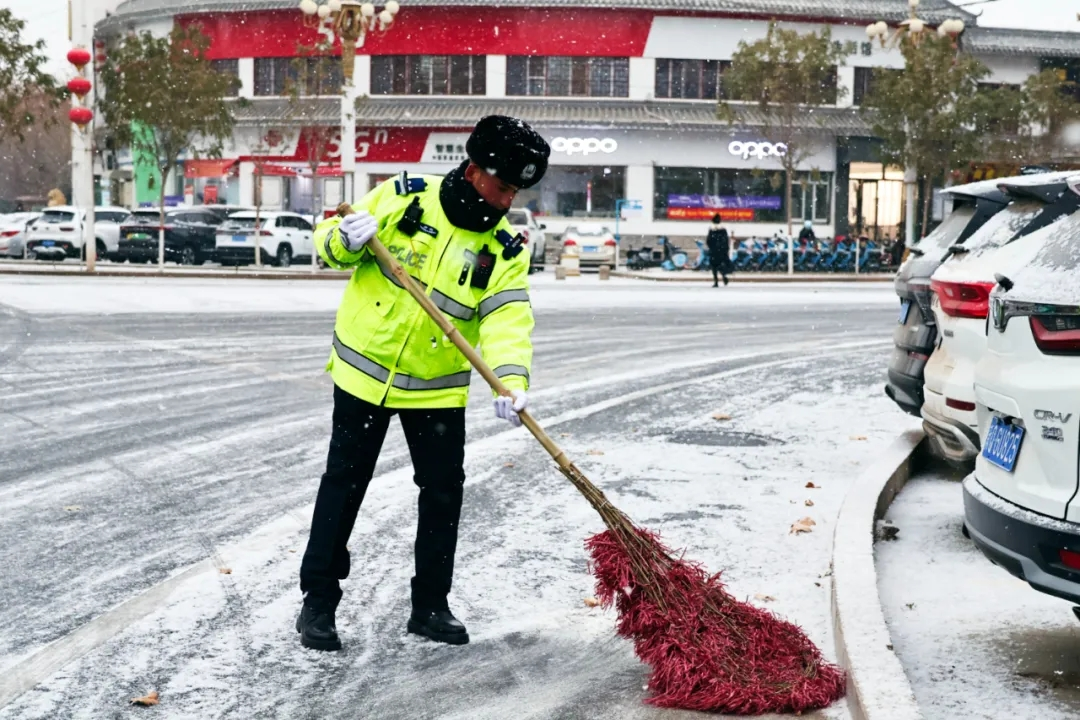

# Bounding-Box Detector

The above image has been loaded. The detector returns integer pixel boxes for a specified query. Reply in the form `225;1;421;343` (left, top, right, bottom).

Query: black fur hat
466;115;550;189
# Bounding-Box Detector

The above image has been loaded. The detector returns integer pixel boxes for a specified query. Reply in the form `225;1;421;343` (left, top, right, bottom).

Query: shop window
371;55;486;95
513;166;625;217
254;57;342;96
654;167;787;222
789;172;833;225
654;59;730;100
853;67;898;106
211;59;240;97
506;57;629;98
1041;57;1080;102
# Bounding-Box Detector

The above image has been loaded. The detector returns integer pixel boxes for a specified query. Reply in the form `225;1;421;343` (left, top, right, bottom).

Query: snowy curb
610;270;894;283
831;428;927;720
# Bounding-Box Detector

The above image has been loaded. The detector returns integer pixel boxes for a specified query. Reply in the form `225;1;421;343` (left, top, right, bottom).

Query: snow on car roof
1006;211;1080;306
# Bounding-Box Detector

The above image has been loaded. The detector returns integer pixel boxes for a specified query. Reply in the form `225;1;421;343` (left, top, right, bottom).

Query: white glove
340;211;378;252
494;391;528;428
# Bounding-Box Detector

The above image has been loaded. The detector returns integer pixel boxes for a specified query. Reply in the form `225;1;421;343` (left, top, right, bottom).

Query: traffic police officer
297;116;550;651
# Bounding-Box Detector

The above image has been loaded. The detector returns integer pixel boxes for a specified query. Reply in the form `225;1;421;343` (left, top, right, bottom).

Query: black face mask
439;161;508;233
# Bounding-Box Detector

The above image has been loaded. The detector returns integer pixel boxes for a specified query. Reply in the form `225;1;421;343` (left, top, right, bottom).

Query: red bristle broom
344;205;846;714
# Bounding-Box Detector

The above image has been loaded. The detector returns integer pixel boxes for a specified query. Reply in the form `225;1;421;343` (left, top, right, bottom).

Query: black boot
407;608;470;645
296;603;342;651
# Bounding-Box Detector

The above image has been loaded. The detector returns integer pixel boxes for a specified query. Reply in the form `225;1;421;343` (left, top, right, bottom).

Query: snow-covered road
0;275;912;719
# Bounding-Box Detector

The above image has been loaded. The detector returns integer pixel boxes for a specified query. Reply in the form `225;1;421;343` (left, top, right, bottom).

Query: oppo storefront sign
728;140;788;160
551;137;619;156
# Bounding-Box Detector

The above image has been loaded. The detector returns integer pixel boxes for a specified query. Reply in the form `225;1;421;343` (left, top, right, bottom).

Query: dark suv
117;208;223;265
885;179;1010;416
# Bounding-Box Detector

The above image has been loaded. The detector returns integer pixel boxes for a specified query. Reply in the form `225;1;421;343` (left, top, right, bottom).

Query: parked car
117;207;222;265
923;172;1080;464
0;212;41;258
215;211;314;267
964;197;1080;605
202;204;254;223
886;178;1012;417
25;205;131;261
506;208;547;273
561;223;616;268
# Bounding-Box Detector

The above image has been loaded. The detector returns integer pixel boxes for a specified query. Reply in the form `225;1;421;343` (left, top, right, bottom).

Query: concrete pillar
628;57;655;100
238;58;255;99
624;164;654;221
487;55;507;98
239;161;256;207
353;55;371;96
837;66;855;108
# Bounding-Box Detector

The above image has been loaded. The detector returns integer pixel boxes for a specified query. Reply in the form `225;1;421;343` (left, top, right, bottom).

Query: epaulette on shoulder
495;229;526;259
394;171;427;196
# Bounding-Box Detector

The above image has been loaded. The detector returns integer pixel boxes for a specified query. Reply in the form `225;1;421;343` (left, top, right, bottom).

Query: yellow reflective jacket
315;175;534;409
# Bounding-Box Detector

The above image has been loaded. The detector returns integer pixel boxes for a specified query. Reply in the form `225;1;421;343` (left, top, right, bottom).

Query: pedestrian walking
705;213;732;287
296;115;550;652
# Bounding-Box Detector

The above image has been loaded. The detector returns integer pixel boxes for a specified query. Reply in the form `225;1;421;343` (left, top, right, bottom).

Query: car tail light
520;230;530;244
1;230;18;238
59;225;74;232
259;230;273;236
1030;315;1080;355
931;280;996;319
945;397;976;412
563;239;577;246
1060;549;1080;571
604;239;617;247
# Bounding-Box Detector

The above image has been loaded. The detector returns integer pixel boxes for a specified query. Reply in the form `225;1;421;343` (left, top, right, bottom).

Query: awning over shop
184;159;238;178
257;163;343;177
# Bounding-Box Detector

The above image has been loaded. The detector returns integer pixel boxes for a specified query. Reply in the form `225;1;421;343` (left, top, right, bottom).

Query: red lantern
67;77;92;98
69;106;94;127
67;47;92;70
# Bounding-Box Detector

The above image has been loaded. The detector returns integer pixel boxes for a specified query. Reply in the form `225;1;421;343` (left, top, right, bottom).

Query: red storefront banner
667;207;756;221
179;8;652;59
286;127;440;164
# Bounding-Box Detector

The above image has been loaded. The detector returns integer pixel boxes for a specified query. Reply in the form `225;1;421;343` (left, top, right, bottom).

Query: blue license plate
583;245;598;253
899;300;912;324
41;240;55;247
983;416;1025;472
232;235;247;243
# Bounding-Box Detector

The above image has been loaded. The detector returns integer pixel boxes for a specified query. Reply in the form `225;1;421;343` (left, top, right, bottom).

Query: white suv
506;208;547;273
25;205;130;261
964;197;1080;605
922;172;1080;464
215;211;315;267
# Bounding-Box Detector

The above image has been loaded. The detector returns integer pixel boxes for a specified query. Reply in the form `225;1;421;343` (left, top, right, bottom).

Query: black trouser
300;385;466;613
710;262;729;285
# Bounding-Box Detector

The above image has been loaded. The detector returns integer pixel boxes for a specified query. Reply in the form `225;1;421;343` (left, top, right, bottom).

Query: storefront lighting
866;2;964;49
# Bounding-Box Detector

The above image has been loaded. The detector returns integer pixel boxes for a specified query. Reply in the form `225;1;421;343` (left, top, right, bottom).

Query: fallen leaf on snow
849;435;868;441
583;597;601;608
806;482;819;489
63;505;81;512
219;568;232;575
790;517;816;534
587;449;605;456
130;690;159;706
711;413;732;421
559;433;571;438
754;593;776;602
503;462;515;468
805;499;815;507
288;549;296;553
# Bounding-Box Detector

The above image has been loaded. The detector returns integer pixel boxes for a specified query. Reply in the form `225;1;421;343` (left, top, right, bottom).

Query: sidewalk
612;268;895;283
0;260;894;283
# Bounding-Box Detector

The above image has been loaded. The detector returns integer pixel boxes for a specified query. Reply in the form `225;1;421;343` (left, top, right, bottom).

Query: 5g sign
551;137;619;156
728;140;788;160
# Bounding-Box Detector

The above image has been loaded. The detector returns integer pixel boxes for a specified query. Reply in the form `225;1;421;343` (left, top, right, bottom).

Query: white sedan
215;211;315;267
0;212;41;258
561;223;616;268
25;205;131;261
965;199;1080;605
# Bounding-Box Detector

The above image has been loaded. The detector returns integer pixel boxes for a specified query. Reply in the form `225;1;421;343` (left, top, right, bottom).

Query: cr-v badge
1034;410;1073;424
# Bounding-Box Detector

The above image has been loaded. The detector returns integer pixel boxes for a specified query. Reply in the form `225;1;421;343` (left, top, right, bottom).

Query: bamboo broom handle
334;204;573;471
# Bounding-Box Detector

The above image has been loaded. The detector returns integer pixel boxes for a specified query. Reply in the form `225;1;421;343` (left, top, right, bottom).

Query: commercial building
98;0;1080;243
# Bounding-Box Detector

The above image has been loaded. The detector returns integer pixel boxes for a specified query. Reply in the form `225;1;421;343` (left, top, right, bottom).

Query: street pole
340;86;356;205
69;2;96;273
904;165;917;248
614;198;623;270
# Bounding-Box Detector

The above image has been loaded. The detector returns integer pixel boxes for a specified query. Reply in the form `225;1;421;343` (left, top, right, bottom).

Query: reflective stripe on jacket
315;175;534;409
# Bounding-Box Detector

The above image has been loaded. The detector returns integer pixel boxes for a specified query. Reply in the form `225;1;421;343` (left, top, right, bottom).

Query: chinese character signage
666;194;781;221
